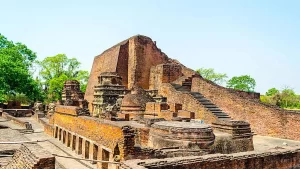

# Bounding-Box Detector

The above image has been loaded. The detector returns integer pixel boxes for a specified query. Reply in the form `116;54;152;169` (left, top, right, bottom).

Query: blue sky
1;0;300;93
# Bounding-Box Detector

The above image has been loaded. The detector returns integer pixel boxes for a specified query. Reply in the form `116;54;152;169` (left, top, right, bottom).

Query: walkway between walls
0;117;97;169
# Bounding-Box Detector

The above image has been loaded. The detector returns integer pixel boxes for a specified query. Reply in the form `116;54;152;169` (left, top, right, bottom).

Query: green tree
265;88;279;96
37;54;89;102
196;67;228;85
226;75;256;92
279;88;298;108
0;33;43;102
260;87;300;109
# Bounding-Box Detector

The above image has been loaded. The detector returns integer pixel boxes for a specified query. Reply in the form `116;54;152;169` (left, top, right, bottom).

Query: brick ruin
1;35;300;169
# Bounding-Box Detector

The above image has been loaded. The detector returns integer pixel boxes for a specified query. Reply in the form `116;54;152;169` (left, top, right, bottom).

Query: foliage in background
196;67;228;85
226;75;256;92
0;33;44;102
5;93;31;105
260;87;300;109
37;54;89;102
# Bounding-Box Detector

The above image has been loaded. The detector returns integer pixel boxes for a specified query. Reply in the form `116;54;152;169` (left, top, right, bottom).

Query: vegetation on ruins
0;33;44;103
261;87;300;109
37;54;89;102
0;33;89;104
226;75;256;92
196;67;228;85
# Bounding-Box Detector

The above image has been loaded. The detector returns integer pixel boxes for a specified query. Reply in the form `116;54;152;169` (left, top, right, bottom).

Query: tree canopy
37;54;89;102
196;67;228;85
265;88;280;96
0;33;43;102
260;87;300;109
226;75;256;92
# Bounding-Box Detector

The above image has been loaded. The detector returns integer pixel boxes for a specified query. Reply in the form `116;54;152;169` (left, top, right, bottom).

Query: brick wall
127;36;169;89
85;35;170;111
38;118;54;136
158;83;217;123
149;64;182;90
116;41;129;88
84;41;121;111
1;143;55;169
51;107;137;161
120;149;300;169
192;77;300;140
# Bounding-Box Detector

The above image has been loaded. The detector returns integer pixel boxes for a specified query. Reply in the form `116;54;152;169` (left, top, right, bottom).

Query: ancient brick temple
2;35;299;169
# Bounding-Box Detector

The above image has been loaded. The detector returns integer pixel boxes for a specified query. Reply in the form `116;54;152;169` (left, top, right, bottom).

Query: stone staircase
172;76;231;121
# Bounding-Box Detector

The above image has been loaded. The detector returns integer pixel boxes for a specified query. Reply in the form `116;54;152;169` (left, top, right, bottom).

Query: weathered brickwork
192;77;300;140
31;35;300;169
86;35;170;112
149;64;182;90
120;149;300;169
158;83;218;123
51;106;137;162
127;36;169;89
85;41;121;111
1;144;55;169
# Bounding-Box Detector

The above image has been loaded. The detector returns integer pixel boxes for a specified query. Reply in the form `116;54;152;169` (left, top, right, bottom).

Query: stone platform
149;121;215;149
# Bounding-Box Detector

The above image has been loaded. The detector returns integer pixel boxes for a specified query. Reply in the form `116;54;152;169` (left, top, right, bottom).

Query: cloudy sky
1;0;300;93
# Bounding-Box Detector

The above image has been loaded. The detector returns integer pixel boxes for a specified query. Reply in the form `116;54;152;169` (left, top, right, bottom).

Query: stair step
211;111;225;114
201;102;214;105
218;117;232;120
204;105;218;108
198;98;210;102
194;96;205;100
208;108;222;111
215;115;230;118
213;112;228;115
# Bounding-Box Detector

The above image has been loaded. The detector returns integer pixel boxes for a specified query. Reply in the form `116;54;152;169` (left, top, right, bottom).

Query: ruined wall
120;149;300;169
85;44;121;111
149;64;182;90
192;77;300;140
127;36;169;89
159;83;217;123
53;113;125;158
85;35;170;112
51;106;137;161
2;112;32;130
1;144;55;169
38;118;54;136
116;41;129;88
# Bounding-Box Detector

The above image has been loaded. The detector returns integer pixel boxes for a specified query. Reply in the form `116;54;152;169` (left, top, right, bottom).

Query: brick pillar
89;143;94;160
122;126;135;159
75;136;81;154
70;134;74;150
65;132;69;146
82;139;86;158
58;128;61;140
61;130;64;143
97;147;102;169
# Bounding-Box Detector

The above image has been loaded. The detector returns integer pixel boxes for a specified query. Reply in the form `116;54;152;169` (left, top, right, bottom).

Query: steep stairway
172;76;231;120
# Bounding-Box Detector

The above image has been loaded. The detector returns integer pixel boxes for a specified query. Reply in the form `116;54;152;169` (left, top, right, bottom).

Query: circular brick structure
149;121;215;149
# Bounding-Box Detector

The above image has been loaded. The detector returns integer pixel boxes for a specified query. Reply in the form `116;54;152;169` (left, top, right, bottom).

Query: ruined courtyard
0;35;299;169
